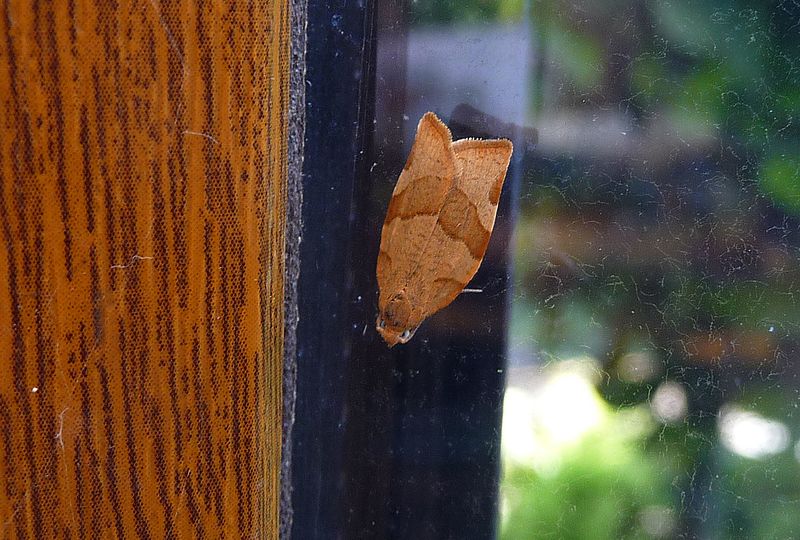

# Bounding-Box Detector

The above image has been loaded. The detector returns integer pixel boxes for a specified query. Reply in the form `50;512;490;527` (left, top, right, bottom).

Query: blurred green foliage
760;155;800;215
502;442;667;540
410;0;524;25
501;384;674;539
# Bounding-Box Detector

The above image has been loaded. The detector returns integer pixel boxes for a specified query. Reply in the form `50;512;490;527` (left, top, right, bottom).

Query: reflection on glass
399;0;799;537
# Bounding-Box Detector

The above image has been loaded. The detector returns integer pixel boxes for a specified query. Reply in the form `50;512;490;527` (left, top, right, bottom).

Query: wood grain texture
0;0;289;537
376;112;512;347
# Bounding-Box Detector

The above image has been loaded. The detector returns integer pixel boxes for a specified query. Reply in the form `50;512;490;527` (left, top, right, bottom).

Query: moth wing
451;139;513;233
377;112;456;308
418;138;513;317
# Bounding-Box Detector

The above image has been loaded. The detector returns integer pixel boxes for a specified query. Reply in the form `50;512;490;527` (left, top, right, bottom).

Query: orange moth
376;112;513;346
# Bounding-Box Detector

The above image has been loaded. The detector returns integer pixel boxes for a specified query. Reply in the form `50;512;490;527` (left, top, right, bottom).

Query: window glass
375;1;800;538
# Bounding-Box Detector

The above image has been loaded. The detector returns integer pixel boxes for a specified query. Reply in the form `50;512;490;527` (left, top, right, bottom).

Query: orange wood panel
0;0;289;537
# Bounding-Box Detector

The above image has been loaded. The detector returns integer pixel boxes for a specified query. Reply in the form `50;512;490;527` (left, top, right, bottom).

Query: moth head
376;292;418;347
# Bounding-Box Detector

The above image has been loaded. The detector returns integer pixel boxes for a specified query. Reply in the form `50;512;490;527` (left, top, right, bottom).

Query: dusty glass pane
375;0;800;538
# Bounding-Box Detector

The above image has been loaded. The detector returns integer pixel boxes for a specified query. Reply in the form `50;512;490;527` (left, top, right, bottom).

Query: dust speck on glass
379;0;800;538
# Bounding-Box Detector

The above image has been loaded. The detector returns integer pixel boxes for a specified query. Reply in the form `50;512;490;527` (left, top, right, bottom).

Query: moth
376;112;513;346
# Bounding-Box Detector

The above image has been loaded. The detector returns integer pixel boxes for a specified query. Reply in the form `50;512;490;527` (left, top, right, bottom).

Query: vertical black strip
291;0;377;537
